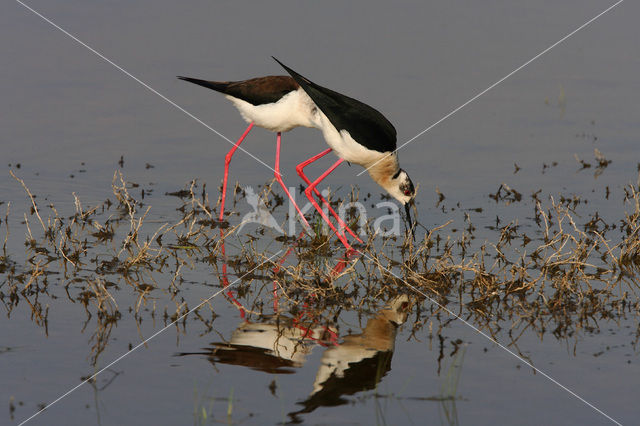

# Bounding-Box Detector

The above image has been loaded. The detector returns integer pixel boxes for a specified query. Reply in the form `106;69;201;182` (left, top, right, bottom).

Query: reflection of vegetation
2;164;640;376
438;346;465;426
191;382;243;426
82;368;122;426
192;383;214;426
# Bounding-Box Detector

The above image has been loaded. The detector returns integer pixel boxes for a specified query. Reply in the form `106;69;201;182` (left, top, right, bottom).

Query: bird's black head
386;168;415;205
384;169;416;239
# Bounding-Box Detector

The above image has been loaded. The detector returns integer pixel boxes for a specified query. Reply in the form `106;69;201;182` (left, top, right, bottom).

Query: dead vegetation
1;167;640;365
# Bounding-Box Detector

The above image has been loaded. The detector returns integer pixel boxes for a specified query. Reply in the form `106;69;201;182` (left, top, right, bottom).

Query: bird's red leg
296;150;363;243
303;159;356;251
219;122;254;221
330;249;360;276
275;132;312;231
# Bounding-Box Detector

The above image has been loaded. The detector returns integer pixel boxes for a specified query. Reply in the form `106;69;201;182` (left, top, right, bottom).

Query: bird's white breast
317;113;387;167
226;88;321;132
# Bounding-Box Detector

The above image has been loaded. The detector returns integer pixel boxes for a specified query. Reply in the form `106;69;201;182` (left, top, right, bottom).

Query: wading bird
177;74;361;245
178;58;415;251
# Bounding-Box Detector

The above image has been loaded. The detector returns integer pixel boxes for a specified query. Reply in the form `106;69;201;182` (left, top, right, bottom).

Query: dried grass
1;169;639;364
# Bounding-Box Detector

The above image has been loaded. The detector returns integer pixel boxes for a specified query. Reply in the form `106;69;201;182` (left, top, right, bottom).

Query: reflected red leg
330;248;361;276
271;231;305;314
219;122;254;221
292;296;339;346
296;150;363;243
219;228;246;319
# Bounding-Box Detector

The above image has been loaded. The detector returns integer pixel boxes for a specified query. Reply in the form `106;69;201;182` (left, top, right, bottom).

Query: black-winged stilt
178;59;415;251
177;74;362;245
177;75;315;225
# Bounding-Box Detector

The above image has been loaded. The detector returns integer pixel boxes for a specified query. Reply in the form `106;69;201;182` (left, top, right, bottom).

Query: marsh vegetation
3;152;639;423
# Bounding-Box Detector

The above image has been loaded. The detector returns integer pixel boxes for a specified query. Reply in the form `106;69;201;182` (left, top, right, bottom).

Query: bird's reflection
180;293;411;422
194;230;412;420
288;295;410;422
180;315;337;374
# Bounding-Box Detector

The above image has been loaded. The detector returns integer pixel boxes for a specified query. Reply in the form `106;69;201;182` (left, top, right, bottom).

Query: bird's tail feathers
177;76;231;94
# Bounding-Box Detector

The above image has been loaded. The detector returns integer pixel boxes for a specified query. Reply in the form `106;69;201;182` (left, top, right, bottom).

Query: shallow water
2;1;639;425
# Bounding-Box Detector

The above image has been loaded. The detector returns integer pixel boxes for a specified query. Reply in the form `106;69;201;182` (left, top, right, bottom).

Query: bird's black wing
273;58;396;153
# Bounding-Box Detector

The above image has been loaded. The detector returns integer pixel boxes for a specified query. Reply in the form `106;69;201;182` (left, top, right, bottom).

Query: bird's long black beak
404;201;416;241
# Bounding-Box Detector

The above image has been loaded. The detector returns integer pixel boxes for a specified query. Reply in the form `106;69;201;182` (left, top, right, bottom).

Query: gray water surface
2;1;639;425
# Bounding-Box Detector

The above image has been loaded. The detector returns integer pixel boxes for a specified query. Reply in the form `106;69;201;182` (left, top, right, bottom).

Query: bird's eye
403;189;412;196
